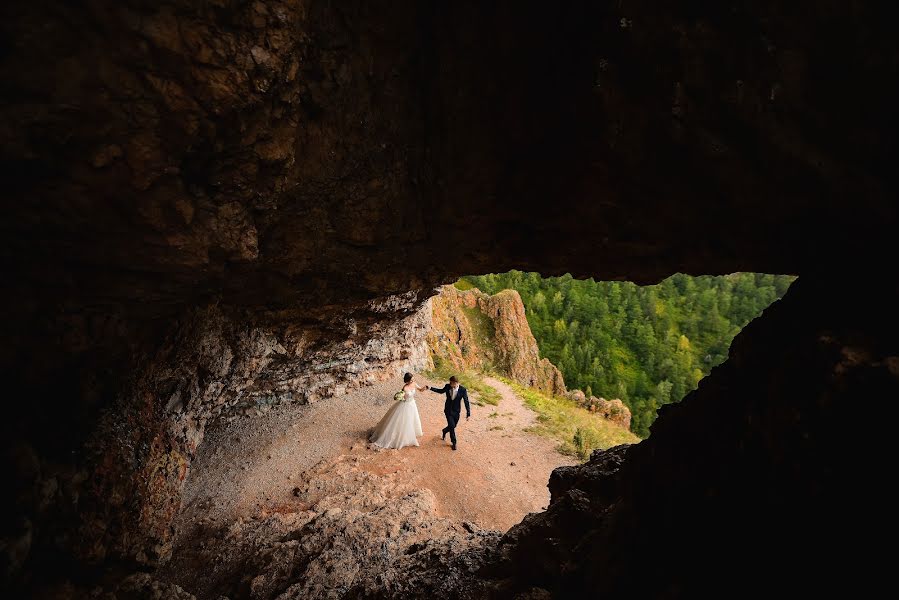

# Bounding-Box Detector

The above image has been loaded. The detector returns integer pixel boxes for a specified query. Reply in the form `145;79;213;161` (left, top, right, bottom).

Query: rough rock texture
158;454;499;600
547;445;633;507
79;295;432;568
565;389;586;404
28;572;198;600
2;0;898;597
564;390;632;430
102;574;197;600
2;292;433;596
428;286;566;396
587;398;631;430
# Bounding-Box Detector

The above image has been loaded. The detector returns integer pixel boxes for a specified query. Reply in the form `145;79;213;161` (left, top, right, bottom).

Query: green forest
461;272;795;438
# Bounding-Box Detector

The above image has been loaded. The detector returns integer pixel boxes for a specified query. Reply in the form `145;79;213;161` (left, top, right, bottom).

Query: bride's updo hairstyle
403;372;413;383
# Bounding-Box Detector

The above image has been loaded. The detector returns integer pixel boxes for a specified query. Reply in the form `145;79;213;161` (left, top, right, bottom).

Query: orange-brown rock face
428;285;566;397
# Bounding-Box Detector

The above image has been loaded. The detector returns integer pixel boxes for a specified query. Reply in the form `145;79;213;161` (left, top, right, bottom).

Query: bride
370;372;427;449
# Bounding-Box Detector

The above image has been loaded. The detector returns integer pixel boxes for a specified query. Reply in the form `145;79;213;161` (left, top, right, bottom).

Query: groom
429;376;470;451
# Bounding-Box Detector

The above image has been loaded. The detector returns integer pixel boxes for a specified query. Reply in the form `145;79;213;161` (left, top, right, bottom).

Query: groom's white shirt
450;385;459;400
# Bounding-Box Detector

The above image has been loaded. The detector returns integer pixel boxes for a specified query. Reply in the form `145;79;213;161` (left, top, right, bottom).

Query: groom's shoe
452;443;457;451
442;429;447;441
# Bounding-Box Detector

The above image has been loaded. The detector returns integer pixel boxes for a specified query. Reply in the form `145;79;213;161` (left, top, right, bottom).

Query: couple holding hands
370;372;470;451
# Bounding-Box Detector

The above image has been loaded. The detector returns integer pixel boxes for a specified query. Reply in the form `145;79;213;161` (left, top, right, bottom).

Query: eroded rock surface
81;296;433;567
428;286;566;397
159;454;499;600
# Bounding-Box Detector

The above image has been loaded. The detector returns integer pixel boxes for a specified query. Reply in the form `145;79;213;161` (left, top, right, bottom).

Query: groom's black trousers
443;410;461;445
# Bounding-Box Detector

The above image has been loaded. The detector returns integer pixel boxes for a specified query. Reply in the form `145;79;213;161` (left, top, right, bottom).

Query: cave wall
7;293;432;578
2;0;898;594
79;295;432;567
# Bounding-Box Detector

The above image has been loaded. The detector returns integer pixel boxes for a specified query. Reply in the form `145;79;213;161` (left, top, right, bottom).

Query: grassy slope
501;377;640;459
425;356;501;406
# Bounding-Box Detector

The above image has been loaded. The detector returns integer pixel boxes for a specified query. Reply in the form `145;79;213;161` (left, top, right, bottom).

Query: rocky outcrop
566;391;632;430
428;286;566;396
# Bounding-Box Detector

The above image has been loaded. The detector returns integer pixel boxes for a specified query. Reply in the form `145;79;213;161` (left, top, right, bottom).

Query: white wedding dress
369;386;423;449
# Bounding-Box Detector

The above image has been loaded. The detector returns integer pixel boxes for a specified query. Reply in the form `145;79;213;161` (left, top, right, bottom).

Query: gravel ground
172;372;575;543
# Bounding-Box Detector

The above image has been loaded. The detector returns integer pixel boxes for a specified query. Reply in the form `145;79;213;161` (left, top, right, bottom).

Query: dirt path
172;373;575;546
362;375;575;530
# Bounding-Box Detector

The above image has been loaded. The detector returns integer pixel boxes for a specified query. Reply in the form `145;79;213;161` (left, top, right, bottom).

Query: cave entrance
159;270;795;596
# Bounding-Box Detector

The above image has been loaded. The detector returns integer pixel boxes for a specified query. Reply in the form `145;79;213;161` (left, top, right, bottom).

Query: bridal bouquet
394;390;406;402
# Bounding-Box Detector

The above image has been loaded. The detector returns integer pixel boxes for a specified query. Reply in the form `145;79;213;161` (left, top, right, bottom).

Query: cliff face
428;285;566;397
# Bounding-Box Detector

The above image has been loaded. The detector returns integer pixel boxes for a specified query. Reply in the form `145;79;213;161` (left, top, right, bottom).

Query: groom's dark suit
429;384;470;447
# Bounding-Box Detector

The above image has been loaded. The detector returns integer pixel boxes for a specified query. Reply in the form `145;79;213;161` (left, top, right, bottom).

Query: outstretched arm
417;384;429;391
430;385;448;393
